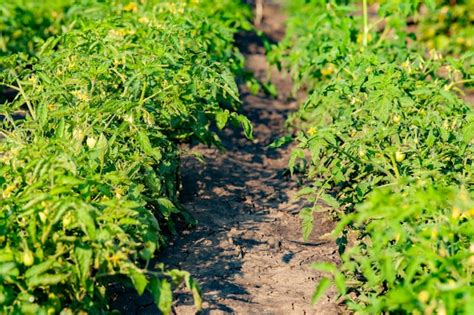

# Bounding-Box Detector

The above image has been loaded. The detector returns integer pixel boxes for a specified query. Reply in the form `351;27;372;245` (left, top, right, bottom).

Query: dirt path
111;2;341;314
162;3;340;314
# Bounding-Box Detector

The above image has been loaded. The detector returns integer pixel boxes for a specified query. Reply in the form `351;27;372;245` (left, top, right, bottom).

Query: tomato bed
271;0;473;313
0;1;252;313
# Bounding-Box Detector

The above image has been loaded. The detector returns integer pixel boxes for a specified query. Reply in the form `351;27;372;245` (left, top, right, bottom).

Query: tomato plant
274;0;474;312
0;0;252;313
315;184;474;314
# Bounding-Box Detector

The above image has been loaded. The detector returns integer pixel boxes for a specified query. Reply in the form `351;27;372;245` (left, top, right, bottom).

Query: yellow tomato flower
124;2;138;12
3;184;16;198
321;63;335;76
307;127;317;136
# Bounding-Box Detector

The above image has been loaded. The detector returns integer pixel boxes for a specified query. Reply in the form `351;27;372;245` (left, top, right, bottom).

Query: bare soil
109;2;342;314
164;3;340;315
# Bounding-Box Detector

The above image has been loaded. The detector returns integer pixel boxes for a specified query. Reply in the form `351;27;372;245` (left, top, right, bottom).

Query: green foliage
269;0;360;92
1;0;252;313
275;0;474;312
293;51;473;213
322;184;474;314
0;0;73;57
417;0;474;54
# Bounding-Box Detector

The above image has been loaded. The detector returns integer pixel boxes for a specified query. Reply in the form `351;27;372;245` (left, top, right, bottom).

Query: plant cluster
0;1;73;57
0;0;252;313
273;0;473;313
417;0;474;55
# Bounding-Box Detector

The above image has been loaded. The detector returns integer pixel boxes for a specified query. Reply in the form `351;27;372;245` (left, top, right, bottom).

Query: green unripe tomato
22;249;34;267
395;151;406;162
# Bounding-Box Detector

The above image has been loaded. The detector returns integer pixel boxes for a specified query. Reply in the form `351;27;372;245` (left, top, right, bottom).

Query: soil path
164;3;340;314
112;2;340;314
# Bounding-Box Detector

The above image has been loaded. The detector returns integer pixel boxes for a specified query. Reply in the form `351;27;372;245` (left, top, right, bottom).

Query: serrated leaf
184;275;202;311
289;149;305;175
236;114;253;139
296;186;315;197
462;120;474;143
320;193;339;208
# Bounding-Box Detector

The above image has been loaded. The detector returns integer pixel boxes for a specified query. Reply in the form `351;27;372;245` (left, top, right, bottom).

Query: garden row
272;0;473;313
0;1;251;313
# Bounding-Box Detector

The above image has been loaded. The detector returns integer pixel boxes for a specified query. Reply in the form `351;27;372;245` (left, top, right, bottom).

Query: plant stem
362;0;369;47
446;78;474;90
390;154;400;179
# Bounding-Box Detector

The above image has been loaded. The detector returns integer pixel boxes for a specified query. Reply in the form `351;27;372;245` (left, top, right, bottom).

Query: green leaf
216;110;229;130
25;259;55;278
320;193;339;208
399;96;414;107
236;114;253;139
150;278;173;315
288;149;305;175
311;278;331;305
296;187;315;197
75;246;92;285
221;69;240;102
137;130;162;162
76;207;97;240
129;268;148;296
184;275;202;311
334;272;346;295
157;198;179;217
262;82;278;97
27;274;69;288
0;262;18;277
36;102;48;127
311;262;337;273
267;135;293;149
158;279;172;314
96;133;109;165
426;129;436;147
462;119;474;143
299;207;314;240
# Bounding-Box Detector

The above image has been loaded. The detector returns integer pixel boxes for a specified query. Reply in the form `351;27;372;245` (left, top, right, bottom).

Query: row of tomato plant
272;0;473;313
0;1;252;313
